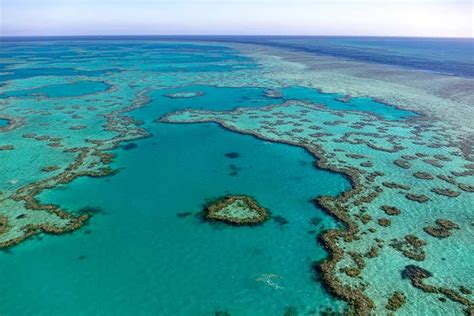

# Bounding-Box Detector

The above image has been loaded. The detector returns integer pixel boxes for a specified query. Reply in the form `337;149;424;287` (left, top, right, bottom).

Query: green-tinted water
0;39;471;315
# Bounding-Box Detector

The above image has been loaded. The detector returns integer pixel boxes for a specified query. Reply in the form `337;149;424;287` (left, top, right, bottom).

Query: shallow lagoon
0;39;471;316
0;84;350;315
0;80;110;99
0;118;8;128
155;85;277;111
280;86;418;120
153;85;418;121
4;121;349;315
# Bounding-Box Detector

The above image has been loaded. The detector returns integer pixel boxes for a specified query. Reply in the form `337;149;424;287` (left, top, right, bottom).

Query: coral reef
2;39;472;315
205;195;269;225
423;219;460;239
385;291;406;311
390;235;427;261
161;97;474;314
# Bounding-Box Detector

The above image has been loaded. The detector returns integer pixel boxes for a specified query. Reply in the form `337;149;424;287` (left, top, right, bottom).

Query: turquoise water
165;93;474;315
0;66;117;81
280;86;417;120
0;118;8;128
3;36;472;76
0;73;350;314
155;85;277;111
0;81;110;99
155;85;417;120
2;92;349;315
1;39;470;315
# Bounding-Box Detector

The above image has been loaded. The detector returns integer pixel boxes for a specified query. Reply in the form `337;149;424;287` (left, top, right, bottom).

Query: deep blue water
257;36;474;77
2;36;472;77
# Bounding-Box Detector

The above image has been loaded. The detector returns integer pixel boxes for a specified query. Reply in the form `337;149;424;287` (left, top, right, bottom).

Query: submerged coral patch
41;166;61;173
402;264;432;281
423;219;460;239
224;152;240;159
122;143;138;151
176;212;193;218
390;235;427;261
0;215;10;235
381;205;401;216
0;145;14;151
385;291;406;311
273;215;289;226
0;118;10;129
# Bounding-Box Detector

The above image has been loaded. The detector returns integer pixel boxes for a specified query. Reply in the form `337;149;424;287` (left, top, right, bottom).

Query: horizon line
1;34;473;40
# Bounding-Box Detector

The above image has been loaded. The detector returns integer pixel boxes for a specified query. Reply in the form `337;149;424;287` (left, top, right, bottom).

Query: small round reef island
205;195;269;225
